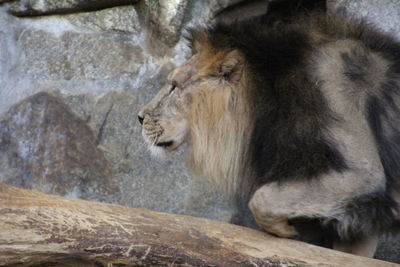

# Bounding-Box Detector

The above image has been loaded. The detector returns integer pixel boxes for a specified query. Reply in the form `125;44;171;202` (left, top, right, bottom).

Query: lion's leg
333;234;379;258
249;180;315;238
248;170;385;242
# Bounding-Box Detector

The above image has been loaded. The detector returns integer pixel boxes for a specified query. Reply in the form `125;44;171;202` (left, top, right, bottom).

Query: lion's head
138;30;251;193
139;31;247;154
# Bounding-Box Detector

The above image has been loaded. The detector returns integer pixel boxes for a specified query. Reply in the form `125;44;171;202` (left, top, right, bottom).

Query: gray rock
0;9;169;114
0;92;117;202
0;11;28;114
18;28;144;81
57;92;96;122
65;5;141;35
329;0;400;39
88;91;139;163
6;0;137;16
145;0;189;55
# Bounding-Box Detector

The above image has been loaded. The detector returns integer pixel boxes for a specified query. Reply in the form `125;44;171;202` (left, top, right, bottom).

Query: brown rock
0;92;117;201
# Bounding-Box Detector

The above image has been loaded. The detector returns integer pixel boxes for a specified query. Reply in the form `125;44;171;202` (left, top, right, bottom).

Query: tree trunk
0;183;395;266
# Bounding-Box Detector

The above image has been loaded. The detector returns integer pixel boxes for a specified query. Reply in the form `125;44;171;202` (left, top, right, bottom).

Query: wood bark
0;183;396;266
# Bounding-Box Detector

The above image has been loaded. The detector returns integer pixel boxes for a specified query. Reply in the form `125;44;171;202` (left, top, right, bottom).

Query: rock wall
0;0;399;263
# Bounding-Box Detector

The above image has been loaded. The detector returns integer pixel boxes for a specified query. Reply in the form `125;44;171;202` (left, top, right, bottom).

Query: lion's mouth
141;118;188;154
156;141;174;147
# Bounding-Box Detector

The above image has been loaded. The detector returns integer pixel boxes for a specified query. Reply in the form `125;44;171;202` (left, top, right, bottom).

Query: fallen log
0;183;395;266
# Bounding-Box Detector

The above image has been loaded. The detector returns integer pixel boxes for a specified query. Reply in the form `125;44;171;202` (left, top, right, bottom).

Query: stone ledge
4;0;138;17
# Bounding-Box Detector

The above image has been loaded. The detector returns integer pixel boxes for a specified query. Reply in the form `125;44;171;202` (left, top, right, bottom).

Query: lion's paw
254;216;298;238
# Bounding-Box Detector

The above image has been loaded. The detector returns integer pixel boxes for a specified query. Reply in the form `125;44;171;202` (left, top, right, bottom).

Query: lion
138;12;400;257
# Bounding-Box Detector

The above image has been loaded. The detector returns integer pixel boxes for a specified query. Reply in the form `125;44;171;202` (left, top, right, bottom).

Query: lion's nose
138;115;144;125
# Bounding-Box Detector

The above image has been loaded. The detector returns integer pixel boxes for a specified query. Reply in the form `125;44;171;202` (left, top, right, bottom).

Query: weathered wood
0;184;396;266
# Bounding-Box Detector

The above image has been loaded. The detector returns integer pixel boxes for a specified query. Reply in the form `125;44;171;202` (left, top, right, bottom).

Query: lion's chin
148;145;168;159
143;134;185;159
142;127;187;158
148;141;184;159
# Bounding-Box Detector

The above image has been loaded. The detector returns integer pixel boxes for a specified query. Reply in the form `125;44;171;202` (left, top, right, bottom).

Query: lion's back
228;13;400;195
309;15;400;196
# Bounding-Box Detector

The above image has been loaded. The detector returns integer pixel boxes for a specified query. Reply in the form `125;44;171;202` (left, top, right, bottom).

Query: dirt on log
0;183;396;266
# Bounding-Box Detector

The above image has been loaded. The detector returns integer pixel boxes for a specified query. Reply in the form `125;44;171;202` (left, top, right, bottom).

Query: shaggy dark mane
202;14;352;186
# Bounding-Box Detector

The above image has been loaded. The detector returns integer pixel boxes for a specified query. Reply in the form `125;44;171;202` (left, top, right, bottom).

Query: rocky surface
0;0;399;264
0;92;116;201
145;0;189;53
65;5;141;34
20;29;145;81
331;0;400;39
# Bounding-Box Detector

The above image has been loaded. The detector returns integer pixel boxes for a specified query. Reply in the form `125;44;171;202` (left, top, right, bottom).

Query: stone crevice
96;103;114;146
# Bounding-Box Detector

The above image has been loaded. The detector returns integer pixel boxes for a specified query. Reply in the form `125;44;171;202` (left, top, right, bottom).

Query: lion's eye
170;81;177;93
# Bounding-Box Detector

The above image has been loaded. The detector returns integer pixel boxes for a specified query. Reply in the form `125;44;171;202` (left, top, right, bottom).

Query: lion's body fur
140;12;400;256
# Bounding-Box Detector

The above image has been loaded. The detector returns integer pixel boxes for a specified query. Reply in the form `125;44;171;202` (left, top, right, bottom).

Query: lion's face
139;37;245;157
138;57;196;156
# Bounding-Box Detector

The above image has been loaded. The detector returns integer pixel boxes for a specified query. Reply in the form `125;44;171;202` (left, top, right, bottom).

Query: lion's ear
219;50;243;83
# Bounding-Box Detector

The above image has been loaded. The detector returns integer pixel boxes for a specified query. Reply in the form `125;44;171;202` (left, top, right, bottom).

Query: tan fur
311;40;387;179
